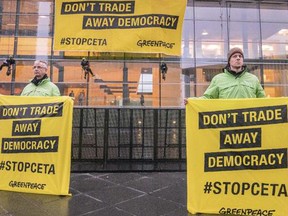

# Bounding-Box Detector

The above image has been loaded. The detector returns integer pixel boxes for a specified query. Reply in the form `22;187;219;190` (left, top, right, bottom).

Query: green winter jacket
202;66;266;99
21;77;60;96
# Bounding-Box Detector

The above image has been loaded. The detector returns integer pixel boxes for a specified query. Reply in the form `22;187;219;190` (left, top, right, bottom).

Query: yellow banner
54;0;186;56
186;98;288;216
0;95;73;196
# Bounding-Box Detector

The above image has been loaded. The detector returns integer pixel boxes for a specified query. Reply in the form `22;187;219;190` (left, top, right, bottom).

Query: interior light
278;29;288;35
262;45;273;51
202;30;208;36
203;45;220;50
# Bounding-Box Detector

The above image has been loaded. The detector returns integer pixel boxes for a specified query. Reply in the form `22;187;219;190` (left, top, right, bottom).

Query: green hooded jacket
21;77;60;96
202;66;266;99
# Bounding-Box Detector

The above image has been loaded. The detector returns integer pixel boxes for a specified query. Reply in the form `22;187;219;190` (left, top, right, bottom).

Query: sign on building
54;0;186;56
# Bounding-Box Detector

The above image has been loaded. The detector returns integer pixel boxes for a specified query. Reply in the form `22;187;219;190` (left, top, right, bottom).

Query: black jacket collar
224;64;247;77
31;74;48;86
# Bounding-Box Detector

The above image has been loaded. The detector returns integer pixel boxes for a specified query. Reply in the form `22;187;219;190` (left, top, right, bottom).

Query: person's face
33;61;47;79
229;53;243;69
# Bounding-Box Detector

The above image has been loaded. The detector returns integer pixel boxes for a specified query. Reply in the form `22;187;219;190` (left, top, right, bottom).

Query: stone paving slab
0;172;236;216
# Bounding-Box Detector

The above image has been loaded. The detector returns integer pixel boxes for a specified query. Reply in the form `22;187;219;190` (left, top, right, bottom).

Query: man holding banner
185;48;288;215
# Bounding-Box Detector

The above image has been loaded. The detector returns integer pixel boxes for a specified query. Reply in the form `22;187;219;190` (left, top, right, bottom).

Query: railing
71;107;186;172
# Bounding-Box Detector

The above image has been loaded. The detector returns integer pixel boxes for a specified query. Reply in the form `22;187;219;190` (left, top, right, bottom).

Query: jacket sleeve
256;82;266;98
20;85;29;96
202;77;219;99
52;84;61;96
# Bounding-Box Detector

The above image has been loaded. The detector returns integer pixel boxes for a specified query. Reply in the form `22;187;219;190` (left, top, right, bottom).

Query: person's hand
184;98;188;105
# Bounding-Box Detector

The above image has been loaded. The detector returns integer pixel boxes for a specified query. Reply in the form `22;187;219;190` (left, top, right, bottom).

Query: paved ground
0;172;218;216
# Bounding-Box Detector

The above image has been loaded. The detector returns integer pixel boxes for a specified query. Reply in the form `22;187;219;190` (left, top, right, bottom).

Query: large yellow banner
0;95;73;196
54;0;187;56
186;98;288;216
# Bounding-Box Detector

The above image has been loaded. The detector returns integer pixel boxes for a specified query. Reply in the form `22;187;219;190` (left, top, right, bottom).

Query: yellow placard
186;98;288;216
54;0;187;56
0;95;73;196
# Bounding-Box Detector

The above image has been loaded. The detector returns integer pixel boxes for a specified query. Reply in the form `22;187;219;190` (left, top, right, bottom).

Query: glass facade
0;0;288;106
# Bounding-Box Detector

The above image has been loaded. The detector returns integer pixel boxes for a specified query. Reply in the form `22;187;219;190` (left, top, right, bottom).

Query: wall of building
0;0;288;106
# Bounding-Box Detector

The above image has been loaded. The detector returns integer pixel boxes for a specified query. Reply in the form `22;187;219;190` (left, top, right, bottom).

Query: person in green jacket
184;47;265;104
21;60;60;96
